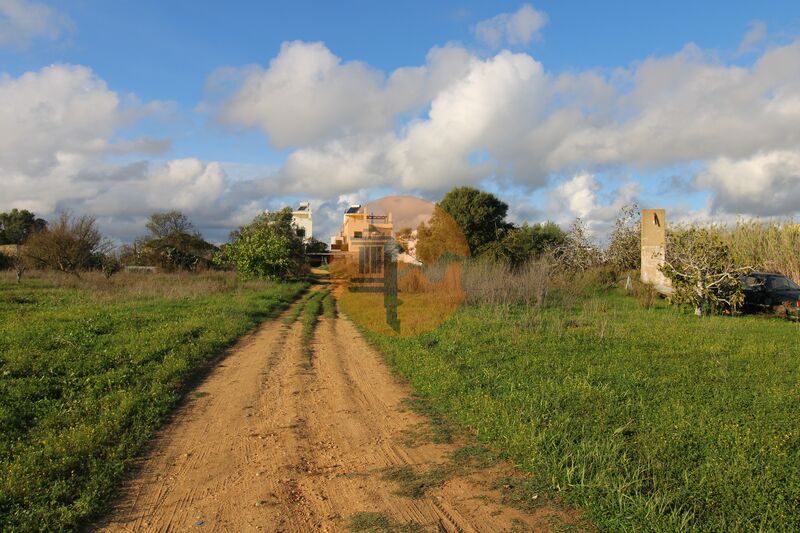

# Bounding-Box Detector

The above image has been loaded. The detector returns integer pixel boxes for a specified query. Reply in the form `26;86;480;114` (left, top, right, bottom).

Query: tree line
5;186;791;317
0;189;628;282
0;207;330;283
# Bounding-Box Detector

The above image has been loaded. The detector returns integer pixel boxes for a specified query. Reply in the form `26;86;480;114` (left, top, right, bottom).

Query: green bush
662;228;748;316
215;208;305;280
0;252;12;270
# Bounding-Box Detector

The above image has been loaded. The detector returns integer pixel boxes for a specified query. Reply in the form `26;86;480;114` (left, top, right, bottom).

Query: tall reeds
457;258;551;307
718;220;800;283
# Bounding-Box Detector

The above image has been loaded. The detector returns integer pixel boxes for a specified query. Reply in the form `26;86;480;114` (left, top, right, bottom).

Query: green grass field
366;289;800;531
0;272;306;531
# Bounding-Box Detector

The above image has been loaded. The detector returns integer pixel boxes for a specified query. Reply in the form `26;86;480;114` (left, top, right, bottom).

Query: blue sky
2;1;800;242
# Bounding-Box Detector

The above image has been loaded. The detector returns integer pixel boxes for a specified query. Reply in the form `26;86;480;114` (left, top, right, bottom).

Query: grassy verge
283;287;314;326
302;288;328;343
0;272;306;531
365;289;800;531
322;289;336;318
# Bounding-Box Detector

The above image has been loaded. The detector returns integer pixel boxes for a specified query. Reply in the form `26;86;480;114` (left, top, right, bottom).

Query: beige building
641;208;672;293
330;205;393;253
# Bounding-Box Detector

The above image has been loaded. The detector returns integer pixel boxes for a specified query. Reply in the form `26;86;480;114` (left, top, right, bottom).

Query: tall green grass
366;290;800;531
0;274;306;531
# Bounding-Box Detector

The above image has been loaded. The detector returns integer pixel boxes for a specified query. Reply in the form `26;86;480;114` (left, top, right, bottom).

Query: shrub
0;251;12;270
555;219;604;272
459;258;551;307
606;204;640;272
661;228;749;316
215;208;305;280
101;255;122;279
24;212;111;277
632;280;658;308
482;222;566;268
137;211;217;271
583;265;619;288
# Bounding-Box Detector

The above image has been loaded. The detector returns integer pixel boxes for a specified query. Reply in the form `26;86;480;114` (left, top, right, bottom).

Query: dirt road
99;291;579;532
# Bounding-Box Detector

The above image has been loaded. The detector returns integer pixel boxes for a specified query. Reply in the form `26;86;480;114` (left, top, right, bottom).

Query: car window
744;276;764;288
767;276;800;291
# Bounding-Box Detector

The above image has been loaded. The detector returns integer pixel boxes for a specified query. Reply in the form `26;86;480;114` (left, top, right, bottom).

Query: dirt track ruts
98;290;578;532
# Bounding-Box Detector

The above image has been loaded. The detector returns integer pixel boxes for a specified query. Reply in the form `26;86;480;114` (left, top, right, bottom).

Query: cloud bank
2;4;799;243
209;32;800;235
0;64;276;241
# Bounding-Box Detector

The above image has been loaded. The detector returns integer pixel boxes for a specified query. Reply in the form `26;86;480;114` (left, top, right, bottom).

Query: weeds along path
99;286;576;532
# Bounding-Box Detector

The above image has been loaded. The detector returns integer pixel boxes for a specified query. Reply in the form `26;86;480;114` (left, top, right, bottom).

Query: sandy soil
97;293;580;532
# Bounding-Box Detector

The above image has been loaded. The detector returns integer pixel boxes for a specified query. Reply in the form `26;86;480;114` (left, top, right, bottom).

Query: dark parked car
740;272;800;319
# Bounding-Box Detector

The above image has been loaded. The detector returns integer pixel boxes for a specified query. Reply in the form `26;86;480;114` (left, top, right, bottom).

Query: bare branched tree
606;204;640;272
555;218;604;271
25;212;111;277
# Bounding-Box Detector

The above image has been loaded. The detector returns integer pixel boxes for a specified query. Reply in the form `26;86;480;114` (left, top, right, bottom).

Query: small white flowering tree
555;218;604;271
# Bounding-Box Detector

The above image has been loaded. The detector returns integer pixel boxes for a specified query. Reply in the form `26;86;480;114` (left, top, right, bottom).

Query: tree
0;209;47;282
141;211;216;271
117;238;149;266
438;187;512;256
606;204;641;273
25;212;111;277
145;211;196;239
0;250;12;270
305;237;329;267
661;228;750;316
305;237;329;255
485;222;566;268
555;218;604;271
215;207;305;280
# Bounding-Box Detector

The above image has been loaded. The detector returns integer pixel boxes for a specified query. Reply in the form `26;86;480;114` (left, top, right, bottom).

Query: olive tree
661;228;750;316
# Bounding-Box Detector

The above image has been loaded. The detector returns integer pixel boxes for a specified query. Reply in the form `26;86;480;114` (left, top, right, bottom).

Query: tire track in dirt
97;290;582;532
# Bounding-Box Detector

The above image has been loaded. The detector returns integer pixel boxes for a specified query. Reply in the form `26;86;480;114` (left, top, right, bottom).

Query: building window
353;231;363;239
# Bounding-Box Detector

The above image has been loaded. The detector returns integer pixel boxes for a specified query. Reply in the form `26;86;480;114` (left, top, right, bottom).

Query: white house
291;202;313;242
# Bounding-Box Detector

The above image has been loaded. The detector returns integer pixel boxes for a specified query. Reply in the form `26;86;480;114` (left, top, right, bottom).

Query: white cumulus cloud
548;172;640;234
7;6;800;243
697;150;800;216
473;4;548;48
213;41;473;148
210;36;800;227
0;0;72;48
0;64;273;242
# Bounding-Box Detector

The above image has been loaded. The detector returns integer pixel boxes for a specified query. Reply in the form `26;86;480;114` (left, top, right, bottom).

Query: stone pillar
641;209;670;290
